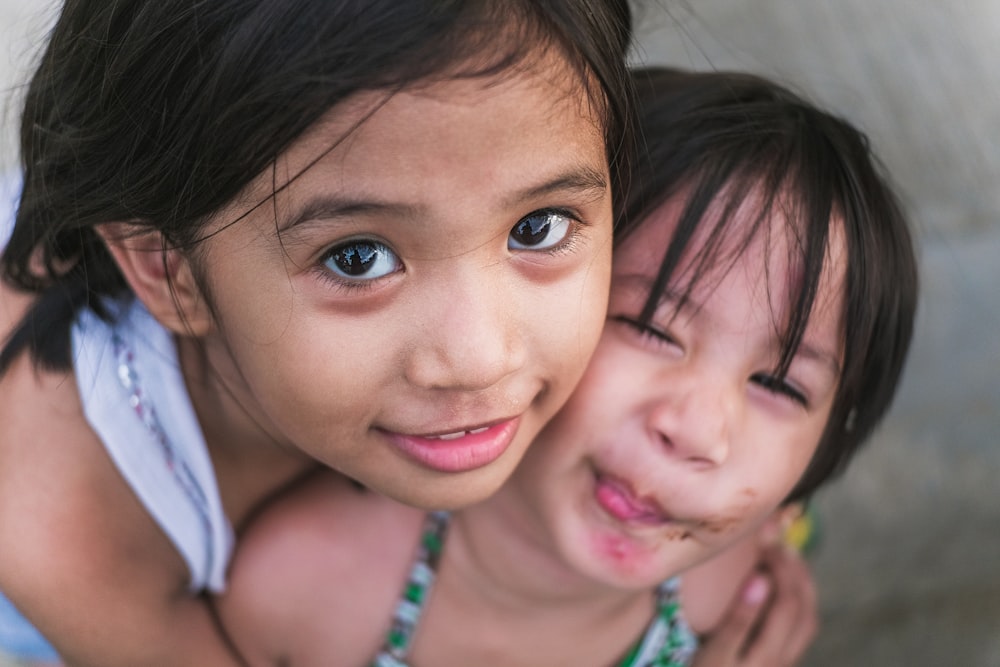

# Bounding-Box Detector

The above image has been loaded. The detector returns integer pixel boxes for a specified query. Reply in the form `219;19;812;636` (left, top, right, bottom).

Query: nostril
656;429;726;466
658;432;673;451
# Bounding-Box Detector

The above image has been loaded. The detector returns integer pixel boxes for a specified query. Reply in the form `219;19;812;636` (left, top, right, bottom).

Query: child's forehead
207;53;606;228
614;188;849;327
300;44;589;131
620;182;845;264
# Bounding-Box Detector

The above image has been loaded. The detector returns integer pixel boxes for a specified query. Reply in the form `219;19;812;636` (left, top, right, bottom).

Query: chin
565;523;687;590
436;463;516;510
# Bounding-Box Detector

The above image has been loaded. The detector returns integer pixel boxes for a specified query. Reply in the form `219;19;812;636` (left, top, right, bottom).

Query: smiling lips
388;417;521;473
594;474;671;526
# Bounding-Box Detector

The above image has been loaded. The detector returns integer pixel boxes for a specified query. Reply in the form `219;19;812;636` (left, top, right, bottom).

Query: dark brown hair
1;0;635;373
620;67;918;501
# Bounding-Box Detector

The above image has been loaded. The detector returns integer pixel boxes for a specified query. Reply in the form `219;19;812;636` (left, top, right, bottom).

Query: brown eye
508;210;572;251
322;240;400;280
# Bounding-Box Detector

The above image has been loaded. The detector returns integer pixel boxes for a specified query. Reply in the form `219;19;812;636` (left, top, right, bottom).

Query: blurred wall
634;2;1000;666
633;0;1000;239
0;1;57;172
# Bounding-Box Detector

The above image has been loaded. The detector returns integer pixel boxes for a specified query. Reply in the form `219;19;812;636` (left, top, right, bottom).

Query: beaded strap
112;333;215;580
617;577;698;667
371;511;450;667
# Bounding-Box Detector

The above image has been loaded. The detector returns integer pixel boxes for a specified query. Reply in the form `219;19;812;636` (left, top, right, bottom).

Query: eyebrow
502;166;608;208
279;165;609;233
278;198;418;233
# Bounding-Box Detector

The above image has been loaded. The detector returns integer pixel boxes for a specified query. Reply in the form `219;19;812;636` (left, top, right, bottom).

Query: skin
219;189;842;666
0;51;612;667
164;51;614;511
498;191;846;593
685;526;818;667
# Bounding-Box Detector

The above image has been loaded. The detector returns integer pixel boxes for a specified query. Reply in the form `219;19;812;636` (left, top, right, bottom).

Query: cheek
200;249;298;339
693;482;787;548
211;296;400;420
742;419;824;492
571;337;642;414
530;253;612;387
525;361;616;475
549;354;618;428
529;356;634;478
274;319;398;384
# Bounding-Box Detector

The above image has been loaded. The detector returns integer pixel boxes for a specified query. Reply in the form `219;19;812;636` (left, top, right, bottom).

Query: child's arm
0;468;246;667
0;359;245;667
684;538;818;667
217;470;422;667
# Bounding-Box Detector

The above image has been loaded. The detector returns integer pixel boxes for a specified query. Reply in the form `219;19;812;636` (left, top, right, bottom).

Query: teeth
431;426;490;441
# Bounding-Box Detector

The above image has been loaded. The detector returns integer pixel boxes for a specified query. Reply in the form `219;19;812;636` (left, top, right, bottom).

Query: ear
96;223;213;337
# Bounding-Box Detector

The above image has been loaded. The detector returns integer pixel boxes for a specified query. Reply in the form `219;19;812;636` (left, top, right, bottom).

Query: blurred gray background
2;1;998;666
632;3;1000;665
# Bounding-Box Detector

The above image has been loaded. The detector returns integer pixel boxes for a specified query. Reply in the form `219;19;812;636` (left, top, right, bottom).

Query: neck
177;336;315;527
415;490;656;666
451;494;608;604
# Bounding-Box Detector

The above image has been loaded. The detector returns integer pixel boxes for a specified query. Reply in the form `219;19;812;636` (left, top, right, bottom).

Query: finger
742;548;818;666
777;550;819;664
691;574;771;667
767;546;818;664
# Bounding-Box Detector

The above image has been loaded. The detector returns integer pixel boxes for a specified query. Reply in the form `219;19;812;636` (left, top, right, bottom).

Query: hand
691;546;818;667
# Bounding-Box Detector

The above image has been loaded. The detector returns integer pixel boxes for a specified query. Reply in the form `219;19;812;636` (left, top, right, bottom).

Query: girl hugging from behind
0;1;634;665
217;66;917;667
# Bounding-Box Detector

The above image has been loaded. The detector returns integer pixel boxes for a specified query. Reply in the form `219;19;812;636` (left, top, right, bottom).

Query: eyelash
751;373;809;407
613;316;678;348
310;266;391;294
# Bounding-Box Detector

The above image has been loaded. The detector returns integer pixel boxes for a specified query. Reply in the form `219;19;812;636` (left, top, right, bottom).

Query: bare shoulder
0;337;195;662
221;470;425;666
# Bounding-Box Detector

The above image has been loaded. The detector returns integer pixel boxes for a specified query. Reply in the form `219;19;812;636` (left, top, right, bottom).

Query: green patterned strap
617;578;698;667
370;511;450;667
370;516;697;667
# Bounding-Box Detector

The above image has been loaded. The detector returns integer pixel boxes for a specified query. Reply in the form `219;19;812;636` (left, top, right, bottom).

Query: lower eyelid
309;265;401;295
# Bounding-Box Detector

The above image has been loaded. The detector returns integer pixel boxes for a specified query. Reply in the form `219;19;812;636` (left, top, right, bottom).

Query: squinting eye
751;373;808;407
611;316;679;351
322;240;401;281
508;210;573;251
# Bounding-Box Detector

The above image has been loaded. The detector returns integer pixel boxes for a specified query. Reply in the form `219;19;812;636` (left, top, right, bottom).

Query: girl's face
508;191;846;588
188;54;613;509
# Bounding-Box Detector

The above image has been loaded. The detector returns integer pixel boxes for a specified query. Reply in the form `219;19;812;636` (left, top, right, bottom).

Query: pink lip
386;417;521;473
594;474;671;526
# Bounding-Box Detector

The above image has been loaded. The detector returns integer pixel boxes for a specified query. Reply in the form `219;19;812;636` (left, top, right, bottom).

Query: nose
404;267;527;392
646;369;734;466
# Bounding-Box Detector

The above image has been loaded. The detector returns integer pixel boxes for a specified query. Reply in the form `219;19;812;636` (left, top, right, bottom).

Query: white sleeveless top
71;299;234;592
2;171;232;592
